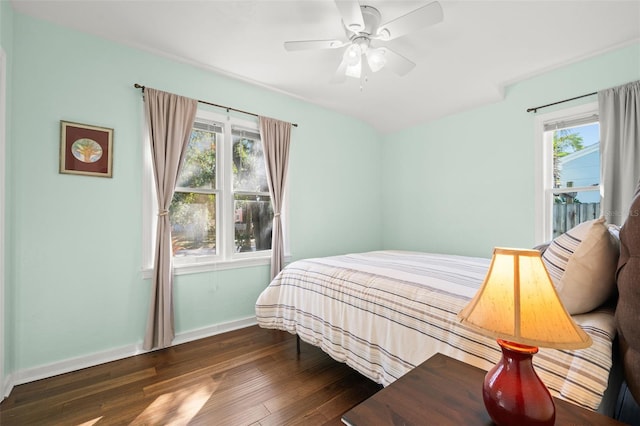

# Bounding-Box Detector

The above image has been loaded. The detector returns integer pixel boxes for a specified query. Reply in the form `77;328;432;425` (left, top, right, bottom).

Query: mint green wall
382;43;640;258
8;12;382;372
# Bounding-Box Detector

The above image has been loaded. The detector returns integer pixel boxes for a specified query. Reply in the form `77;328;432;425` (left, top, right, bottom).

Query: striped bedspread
255;250;616;411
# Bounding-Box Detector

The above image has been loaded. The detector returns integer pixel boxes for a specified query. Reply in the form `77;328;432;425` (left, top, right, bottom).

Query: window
143;109;280;275
535;103;600;243
171;120;221;258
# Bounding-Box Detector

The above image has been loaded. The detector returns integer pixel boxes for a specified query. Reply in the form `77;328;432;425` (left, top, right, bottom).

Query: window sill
141;256;271;279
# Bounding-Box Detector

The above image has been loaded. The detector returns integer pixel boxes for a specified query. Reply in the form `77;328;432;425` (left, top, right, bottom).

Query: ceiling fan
284;1;443;83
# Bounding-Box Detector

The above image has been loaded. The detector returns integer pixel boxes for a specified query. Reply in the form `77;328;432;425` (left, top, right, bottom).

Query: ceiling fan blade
378;1;443;41
335;1;365;32
330;59;348;84
284;40;345;51
380;47;416;76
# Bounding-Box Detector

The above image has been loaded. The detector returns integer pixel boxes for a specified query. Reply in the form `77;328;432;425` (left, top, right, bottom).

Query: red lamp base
483;339;555;426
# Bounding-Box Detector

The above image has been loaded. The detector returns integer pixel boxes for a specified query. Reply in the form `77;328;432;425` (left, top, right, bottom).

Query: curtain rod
526;91;597;113
133;84;298;127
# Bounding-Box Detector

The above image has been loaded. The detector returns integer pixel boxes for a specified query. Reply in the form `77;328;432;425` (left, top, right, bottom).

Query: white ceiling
10;0;640;133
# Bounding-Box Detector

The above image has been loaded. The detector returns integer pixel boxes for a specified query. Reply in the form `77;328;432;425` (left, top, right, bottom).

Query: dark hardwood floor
0;326;381;425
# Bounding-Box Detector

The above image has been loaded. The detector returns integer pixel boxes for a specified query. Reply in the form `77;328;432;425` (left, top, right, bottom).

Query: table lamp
458;247;592;426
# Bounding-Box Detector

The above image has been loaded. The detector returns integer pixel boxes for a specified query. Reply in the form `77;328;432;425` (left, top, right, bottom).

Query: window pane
176;126;218;189
552;122;600;189
234;194;272;252
550;122;600;238
232;128;268;192
170;192;216;256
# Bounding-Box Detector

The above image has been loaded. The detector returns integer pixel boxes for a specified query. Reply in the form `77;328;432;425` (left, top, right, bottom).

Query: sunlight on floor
77;418;103;426
130;379;218;425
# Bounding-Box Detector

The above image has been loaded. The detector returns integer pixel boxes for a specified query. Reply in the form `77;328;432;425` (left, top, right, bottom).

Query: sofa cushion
542;217;619;314
616;184;640;403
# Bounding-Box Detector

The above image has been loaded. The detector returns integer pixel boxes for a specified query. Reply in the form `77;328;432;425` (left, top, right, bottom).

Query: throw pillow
542;217;619;315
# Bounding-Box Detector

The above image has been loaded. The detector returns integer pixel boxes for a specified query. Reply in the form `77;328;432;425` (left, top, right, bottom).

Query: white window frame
534;102;599;244
142;108;288;277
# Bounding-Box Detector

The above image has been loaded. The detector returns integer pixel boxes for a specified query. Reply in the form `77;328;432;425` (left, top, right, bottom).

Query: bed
255;248;619;413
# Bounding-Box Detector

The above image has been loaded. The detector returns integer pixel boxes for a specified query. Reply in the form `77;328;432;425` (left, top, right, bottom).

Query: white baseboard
13;342;144;387
172;316;257;346
2;372;14;400
6;316;258;392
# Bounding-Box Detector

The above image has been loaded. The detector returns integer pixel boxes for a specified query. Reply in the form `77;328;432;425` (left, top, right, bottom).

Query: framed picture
60;121;113;178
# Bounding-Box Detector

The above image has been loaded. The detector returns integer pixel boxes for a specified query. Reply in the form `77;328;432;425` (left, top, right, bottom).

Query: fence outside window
552;202;600;238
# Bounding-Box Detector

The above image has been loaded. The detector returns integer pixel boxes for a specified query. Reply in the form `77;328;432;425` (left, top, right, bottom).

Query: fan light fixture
340;37;386;79
345;60;361;79
344;43;362;66
367;47;386;72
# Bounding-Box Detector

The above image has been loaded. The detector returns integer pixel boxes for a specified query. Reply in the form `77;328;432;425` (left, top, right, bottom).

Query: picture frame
60;121;113;178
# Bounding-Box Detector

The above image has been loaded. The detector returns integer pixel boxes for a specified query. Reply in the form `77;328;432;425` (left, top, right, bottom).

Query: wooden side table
342;353;624;425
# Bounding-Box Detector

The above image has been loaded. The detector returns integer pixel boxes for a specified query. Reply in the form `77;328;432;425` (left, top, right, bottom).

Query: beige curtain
599;80;640;226
259;117;292;280
143;88;197;350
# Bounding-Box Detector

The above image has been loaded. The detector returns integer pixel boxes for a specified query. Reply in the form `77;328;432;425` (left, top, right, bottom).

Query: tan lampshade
458;247;592;350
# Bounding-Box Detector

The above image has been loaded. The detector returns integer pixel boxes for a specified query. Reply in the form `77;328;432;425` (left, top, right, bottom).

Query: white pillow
541;217;619;314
